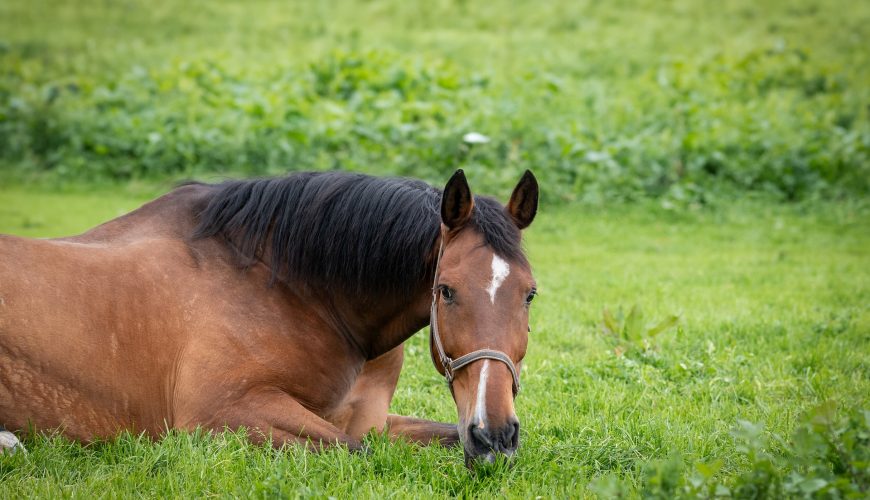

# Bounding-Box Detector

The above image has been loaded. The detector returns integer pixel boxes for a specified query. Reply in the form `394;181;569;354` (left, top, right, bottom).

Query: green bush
1;1;868;203
589;403;869;498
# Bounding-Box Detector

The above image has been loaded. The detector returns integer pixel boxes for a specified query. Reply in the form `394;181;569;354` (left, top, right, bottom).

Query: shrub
1;9;868;203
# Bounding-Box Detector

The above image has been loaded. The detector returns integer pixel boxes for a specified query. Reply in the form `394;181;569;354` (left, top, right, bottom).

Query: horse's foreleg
0;425;26;455
386;414;460;446
327;345;404;440
187;388;364;451
326;344;460;447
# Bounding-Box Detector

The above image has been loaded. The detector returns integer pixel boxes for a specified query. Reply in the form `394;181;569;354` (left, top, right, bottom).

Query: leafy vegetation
592;405;870;498
1;190;867;497
1;0;869;202
601;305;681;355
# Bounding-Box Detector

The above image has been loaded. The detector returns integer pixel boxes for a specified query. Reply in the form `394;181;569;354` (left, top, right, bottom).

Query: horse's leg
385;414;459;446
0;425;25;454
328;345;404;439
328;345;460;446
181;387;364;451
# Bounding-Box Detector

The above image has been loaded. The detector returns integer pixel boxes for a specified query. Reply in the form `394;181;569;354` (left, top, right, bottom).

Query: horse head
430;169;538;466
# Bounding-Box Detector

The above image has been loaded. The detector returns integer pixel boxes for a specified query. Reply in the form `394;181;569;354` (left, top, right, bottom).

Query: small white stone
584;151;610;162
0;430;25;455
462;132;490;144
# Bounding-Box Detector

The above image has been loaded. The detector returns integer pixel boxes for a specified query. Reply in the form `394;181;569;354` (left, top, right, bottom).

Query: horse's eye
440;286;456;303
525;289;537;305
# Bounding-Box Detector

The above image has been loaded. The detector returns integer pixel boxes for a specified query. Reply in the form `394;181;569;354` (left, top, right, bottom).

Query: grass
1;187;867;497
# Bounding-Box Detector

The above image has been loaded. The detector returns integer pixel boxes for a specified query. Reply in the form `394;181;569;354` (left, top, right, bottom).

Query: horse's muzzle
463;417;520;467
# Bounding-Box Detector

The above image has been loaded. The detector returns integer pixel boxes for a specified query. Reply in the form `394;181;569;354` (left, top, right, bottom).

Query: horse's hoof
0;430;26;455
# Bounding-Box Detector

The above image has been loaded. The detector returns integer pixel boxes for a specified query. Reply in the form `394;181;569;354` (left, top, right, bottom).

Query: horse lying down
0;169;538;466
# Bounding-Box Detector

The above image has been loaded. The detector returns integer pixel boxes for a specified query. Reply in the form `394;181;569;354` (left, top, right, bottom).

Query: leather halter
428;236;521;397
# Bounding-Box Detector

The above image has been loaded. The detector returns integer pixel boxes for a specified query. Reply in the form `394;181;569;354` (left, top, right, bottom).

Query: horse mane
190;171;526;297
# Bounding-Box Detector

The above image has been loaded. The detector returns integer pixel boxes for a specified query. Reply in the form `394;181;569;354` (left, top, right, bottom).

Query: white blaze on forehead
474;360;490;427
486;255;511;304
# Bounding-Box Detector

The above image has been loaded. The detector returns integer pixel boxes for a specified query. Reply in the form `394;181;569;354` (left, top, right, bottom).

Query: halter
428;236;521;397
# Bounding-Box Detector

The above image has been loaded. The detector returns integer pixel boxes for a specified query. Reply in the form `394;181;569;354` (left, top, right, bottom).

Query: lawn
1;0;869;496
0;188;867;497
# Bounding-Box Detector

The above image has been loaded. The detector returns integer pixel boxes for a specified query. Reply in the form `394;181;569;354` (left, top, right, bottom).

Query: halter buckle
442;361;455;383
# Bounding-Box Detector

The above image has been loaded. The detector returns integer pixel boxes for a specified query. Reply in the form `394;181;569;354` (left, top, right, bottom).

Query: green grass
1;189;867;497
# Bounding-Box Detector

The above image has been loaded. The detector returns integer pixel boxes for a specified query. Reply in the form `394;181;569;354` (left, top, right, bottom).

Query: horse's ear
441;169;474;230
507;170;538;230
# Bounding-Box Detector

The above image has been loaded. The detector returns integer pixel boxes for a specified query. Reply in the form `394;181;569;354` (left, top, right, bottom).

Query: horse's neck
257;227;439;361
89;183;437;360
336;241;439;359
275;270;433;361
362;283;434;359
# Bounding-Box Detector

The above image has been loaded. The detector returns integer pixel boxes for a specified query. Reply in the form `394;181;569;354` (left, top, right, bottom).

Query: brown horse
0;169;538;465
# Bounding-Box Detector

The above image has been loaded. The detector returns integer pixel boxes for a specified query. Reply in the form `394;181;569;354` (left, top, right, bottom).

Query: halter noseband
428;237;521;397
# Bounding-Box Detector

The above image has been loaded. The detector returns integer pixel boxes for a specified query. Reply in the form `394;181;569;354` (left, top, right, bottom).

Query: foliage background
1;0;869;203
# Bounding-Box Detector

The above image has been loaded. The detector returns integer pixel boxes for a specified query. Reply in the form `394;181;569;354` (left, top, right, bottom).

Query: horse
0;169;538;465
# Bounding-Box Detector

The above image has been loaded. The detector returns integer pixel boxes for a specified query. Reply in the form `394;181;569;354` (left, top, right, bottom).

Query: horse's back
59;183;213;244
0;184;215;438
0;183;213;314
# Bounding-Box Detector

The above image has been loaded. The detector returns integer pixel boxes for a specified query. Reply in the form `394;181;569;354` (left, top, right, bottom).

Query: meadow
1;0;869;497
0;190;867;497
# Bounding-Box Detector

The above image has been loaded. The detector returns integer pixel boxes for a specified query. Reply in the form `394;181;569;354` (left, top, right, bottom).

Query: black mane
191;171;525;297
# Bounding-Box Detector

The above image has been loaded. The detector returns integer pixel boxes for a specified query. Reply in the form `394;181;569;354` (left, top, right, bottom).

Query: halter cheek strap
428;238;521;396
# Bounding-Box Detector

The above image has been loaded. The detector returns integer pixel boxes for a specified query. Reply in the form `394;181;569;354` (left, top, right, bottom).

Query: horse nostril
468;420;520;454
468;423;493;450
499;418;520;452
503;419;520;451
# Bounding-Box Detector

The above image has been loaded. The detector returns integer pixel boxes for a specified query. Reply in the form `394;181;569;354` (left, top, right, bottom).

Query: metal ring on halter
428;237;521;396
